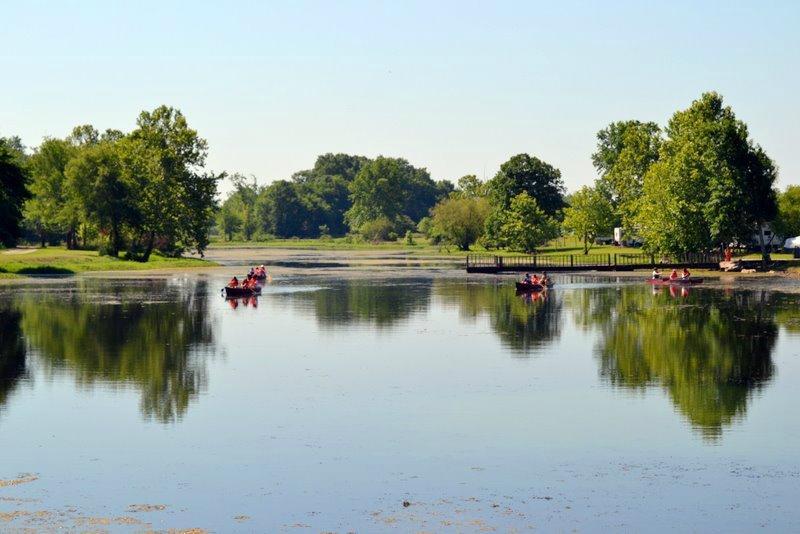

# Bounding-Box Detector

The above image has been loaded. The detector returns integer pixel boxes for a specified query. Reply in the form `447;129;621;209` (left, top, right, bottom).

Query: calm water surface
1;274;799;532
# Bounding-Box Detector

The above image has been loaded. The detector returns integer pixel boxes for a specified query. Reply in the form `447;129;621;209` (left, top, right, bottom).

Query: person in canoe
669;269;679;281
652;268;661;280
228;276;239;288
522;273;532;284
540;272;551;286
681;267;691;280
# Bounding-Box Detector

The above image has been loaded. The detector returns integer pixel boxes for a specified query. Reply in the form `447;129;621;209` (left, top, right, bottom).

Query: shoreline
1;246;797;287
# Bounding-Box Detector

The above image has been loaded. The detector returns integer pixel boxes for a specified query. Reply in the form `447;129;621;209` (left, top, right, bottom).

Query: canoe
224;286;262;298
646;278;704;286
515;282;551;292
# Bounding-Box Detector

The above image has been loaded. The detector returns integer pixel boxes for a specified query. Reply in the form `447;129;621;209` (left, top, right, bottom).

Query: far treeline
1;92;799;261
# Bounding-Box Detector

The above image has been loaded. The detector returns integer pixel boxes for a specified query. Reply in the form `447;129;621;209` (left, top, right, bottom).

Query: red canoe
647;278;704;286
224;286;262;298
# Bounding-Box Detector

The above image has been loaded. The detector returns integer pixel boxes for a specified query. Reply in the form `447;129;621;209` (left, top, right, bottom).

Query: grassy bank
0;247;216;277
208;236;797;261
208;236;644;257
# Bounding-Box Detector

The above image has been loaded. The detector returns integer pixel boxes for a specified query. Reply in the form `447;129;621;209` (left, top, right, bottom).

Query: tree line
2;91;797;259
1;106;220;259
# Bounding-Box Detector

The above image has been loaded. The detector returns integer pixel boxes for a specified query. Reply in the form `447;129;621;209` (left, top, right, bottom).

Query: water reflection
292;280;432;328
17;280;216;423
434;281;562;355
0;306;27;410
580;287;778;440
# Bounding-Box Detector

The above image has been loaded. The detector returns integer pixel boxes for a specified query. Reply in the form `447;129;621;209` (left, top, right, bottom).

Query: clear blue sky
2;0;798;194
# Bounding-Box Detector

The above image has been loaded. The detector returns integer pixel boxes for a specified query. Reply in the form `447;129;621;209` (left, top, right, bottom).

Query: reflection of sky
0;276;799;531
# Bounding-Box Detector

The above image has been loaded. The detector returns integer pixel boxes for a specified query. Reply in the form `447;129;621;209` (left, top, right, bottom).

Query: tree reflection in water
17;279;215;423
434;281;562;356
0;306;27;411
580;286;778;440
296;280;432;329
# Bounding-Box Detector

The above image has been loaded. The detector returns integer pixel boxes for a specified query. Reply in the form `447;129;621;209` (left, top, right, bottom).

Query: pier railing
466;252;723;273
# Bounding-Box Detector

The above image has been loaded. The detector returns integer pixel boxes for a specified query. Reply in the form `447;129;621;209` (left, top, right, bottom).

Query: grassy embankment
208;235;797;260
0;247;215;278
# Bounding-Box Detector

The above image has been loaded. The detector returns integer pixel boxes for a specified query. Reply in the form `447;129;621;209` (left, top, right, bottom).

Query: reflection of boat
647;278;704;286
224;286;262;298
515;282;551;292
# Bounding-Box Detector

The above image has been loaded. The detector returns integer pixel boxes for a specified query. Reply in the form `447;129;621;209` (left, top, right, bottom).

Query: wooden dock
465;252;723;273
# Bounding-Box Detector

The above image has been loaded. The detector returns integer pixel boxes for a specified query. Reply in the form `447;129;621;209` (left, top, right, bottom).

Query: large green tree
126;106;220;259
498;192;559;253
637;92;778;263
592;121;661;234
429;195;490;250
0;139;30;248
487;154;565;217
562;185;615;254
65;142;137;257
346;156;442;233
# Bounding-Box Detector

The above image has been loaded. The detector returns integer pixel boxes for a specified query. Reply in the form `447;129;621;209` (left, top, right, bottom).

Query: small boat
515;281;552;292
646;277;704;286
224;286;262;298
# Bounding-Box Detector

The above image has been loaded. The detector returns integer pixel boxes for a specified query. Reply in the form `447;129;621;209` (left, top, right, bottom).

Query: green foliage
455;174;485;198
0;138;31;247
346;156;443;233
25;138;78;247
636;92;778;258
498;192;559;253
358;217;396;242
486;154;565;216
126;105;220;259
429;195;490;250
562;185;615;254
404;230;414;245
226;174;259;240
65;142;137;257
592;120;661;233
775;185;800;238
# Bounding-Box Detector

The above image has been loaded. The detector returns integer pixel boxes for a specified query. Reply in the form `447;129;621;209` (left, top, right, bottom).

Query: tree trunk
583;235;589;255
757;223;770;271
142;231;156;262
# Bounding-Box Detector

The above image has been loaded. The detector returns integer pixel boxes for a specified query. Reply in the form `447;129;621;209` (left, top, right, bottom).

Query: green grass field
0;247;215;277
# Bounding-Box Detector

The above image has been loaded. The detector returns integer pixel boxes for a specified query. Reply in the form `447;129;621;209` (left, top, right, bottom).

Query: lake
1;273;799;532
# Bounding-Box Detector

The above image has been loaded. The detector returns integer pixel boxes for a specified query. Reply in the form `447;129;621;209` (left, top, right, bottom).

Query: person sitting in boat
522;273;532;284
669;269;679;280
531;274;540;284
540;272;550;286
228;276;239;288
652;268;661;280
248;267;255;278
681;268;691;280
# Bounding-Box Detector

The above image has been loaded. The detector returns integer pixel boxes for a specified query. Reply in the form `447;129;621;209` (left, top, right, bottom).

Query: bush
404;230;415;245
359;217;395;242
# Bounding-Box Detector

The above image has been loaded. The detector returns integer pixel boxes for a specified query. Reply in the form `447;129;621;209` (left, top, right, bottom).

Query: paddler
669;269;679;281
652;268;661;280
228;276;239;288
681;268;691;280
540;272;550;286
522;273;532;284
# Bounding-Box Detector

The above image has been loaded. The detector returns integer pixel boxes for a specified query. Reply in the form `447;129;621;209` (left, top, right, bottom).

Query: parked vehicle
784;236;800;251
